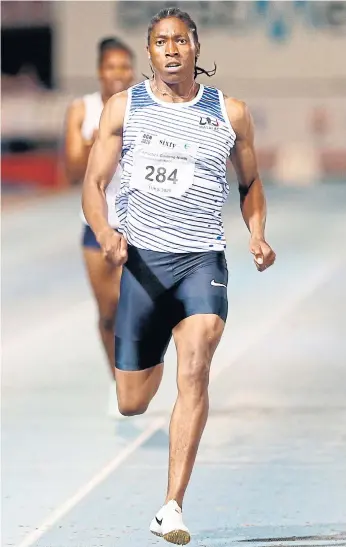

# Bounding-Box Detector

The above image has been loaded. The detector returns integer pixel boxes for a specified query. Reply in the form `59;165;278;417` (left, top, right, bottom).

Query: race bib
130;133;198;197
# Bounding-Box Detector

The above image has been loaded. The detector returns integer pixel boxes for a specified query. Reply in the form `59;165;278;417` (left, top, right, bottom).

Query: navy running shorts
115;245;228;371
82;224;100;249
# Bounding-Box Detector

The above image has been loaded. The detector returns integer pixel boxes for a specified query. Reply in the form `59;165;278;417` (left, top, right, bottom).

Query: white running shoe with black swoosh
150;500;191;544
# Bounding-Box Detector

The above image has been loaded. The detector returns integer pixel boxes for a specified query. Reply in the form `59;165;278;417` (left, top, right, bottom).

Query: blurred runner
64;37;135;417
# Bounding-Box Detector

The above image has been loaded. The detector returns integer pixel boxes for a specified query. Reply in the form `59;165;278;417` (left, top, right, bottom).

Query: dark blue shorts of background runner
81;224;101;249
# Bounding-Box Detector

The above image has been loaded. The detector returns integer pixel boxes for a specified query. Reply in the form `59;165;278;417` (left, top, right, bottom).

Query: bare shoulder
105;90;128;115
99;90;129;137
66;98;85;123
223;96;252;136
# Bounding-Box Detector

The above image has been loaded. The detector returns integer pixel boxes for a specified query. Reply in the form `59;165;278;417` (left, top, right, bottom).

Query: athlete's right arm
64;100;95;184
82;91;128;265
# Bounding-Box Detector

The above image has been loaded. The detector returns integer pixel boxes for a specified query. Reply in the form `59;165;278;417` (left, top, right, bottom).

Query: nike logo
211;280;226;288
156;517;163;526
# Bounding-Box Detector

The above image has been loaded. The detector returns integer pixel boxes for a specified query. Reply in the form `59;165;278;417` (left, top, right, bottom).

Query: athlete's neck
151;75;198;103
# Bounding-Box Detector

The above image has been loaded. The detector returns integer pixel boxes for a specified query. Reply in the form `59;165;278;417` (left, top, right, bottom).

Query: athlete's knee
178;350;211;395
117;398;148;417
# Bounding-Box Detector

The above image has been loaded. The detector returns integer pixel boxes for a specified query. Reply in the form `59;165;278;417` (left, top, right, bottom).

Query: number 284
145;166;178;184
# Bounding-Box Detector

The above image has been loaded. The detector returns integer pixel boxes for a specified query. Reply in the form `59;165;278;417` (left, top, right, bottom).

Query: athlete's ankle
165;495;184;508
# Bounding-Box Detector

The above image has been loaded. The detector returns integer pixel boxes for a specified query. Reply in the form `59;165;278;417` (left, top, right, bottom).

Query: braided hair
147;7;216;79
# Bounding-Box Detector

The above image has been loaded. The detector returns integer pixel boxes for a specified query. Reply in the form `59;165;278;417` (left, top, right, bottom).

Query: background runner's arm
226;98;266;240
64;100;95;184
82;91;127;241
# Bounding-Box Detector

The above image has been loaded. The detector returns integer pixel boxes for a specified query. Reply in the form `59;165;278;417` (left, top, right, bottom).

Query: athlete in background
64;37;135;416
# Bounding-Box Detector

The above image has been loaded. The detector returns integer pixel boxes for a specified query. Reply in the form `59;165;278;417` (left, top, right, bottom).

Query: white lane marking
14;418;165;547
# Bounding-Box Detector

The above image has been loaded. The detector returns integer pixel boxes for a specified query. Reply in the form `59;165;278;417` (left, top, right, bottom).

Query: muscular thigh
173;250;228;325
115;246;175;371
171;251;228;379
173;313;225;366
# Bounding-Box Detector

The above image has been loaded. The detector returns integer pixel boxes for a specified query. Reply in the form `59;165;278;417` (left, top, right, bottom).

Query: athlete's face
98;49;134;98
148;17;199;83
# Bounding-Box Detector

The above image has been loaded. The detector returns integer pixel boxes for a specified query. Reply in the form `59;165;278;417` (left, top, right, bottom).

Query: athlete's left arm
225;97;276;272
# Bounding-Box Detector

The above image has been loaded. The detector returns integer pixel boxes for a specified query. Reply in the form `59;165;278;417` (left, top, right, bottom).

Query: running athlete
82;8;276;544
64;37;135;416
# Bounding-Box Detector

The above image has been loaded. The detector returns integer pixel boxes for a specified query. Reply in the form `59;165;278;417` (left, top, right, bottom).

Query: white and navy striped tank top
116;80;236;253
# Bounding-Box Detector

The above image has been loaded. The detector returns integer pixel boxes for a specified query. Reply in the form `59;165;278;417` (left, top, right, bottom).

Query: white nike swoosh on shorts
210;280;227;288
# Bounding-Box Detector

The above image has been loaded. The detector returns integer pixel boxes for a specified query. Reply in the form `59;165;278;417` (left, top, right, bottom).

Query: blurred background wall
1;0;345;201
